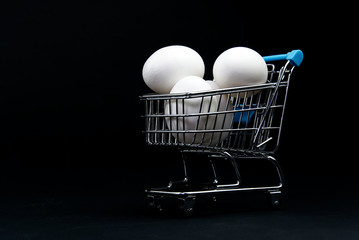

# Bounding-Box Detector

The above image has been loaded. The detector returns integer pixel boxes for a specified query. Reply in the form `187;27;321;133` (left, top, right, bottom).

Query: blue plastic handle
263;49;303;67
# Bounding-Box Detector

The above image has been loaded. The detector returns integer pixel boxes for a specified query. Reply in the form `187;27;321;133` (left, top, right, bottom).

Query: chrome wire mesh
140;62;294;154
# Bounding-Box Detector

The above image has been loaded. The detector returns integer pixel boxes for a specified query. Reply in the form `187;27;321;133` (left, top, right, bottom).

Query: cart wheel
204;195;217;208
265;190;282;210
178;196;196;216
147;195;164;213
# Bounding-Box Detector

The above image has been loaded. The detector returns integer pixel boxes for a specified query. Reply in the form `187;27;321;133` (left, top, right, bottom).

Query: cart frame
140;50;303;215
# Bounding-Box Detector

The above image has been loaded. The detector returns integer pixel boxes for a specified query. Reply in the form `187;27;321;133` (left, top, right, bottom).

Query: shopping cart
140;49;303;215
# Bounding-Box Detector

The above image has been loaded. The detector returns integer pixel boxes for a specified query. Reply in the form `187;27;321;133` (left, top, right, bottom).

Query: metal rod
216;151;241;188
209;158;219;184
181;151;189;182
146;185;282;196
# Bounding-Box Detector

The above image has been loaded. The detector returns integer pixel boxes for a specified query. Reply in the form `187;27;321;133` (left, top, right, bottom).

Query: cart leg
209;158;219;184
228;153;241;186
216;151;241;188
208;159;218;204
265;156;284;209
167;151;190;189
181;151;189;182
266;156;285;188
265;190;282;209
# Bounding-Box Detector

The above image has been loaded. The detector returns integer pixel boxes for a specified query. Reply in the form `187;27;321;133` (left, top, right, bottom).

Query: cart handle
263;49;303;67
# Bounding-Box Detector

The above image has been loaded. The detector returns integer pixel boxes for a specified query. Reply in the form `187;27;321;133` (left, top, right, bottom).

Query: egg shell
213;47;268;89
142;45;205;93
165;76;217;144
206;81;234;145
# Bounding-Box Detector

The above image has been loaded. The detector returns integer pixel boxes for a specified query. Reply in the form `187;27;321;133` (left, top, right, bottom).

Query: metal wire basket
140;50;303;215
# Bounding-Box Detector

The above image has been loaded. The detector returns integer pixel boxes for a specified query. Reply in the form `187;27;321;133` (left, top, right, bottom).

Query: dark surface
0;1;357;239
1;174;359;240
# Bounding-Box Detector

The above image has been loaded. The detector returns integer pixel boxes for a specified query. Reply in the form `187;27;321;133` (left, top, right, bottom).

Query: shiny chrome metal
141;59;299;212
215;151;241;188
145;153;284;197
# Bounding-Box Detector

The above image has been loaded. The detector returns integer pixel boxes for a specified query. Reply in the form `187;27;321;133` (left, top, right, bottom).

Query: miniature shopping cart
140;49;303;215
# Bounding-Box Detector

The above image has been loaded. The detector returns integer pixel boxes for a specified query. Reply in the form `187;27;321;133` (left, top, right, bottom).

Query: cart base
146;187;282;216
145;151;284;215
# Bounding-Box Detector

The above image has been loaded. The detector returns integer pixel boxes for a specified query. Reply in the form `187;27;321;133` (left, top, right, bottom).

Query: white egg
213;47;268;89
142;45;205;93
206;81;234;145
165;76;217;144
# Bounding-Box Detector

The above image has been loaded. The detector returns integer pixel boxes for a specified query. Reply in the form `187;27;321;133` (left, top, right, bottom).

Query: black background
0;1;357;239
